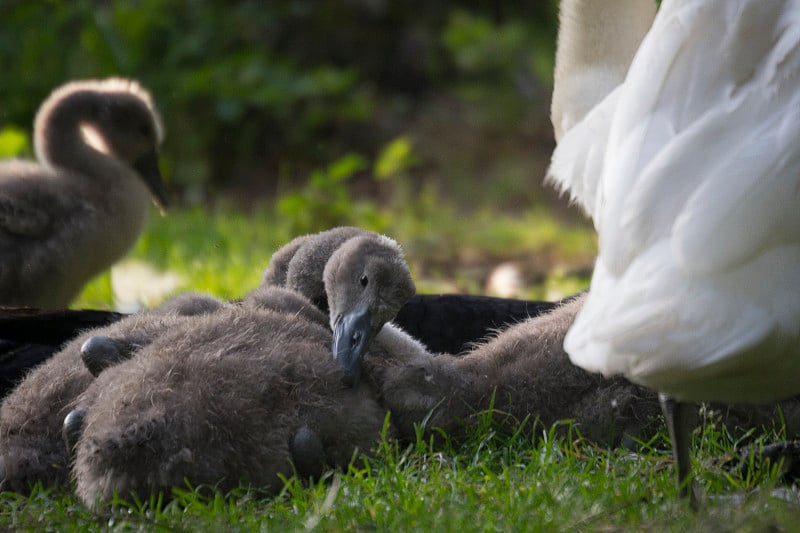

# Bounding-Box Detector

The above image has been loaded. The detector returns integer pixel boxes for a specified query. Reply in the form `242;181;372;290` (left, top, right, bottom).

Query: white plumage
550;0;800;405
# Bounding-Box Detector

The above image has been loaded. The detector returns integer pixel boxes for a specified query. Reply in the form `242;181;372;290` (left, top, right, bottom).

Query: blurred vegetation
0;0;560;201
1;0;596;306
75;202;595;309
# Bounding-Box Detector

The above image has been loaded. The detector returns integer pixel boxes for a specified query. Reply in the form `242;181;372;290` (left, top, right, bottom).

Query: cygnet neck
35;89;153;260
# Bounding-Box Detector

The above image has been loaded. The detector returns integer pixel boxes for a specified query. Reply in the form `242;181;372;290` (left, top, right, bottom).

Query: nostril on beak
351;331;362;348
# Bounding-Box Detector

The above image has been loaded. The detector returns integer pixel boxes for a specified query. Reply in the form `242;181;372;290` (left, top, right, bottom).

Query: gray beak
133;149;169;212
332;307;372;387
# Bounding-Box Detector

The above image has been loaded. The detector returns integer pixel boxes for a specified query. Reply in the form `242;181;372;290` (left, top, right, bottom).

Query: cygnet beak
332;306;372;387
134;149;169;213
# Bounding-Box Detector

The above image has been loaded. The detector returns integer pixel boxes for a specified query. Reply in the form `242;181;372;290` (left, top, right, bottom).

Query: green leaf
327;153;367;182
0;127;30;158
374;136;417;180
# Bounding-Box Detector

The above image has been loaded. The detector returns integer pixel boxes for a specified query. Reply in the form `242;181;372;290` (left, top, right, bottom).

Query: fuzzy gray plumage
0;229;414;503
372;294;800;446
0;293;223;492
0;78;168;308
71;301;388;504
263;226;371;311
263;227;423;384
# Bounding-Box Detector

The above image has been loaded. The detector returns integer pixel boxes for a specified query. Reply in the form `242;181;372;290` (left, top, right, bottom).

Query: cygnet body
70;302;389;507
371;295;800;450
0;78;168;308
61;233;423;505
0;293;224;492
0;230;413;501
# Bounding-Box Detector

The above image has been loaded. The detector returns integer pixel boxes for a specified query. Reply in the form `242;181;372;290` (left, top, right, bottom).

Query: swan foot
735;441;800;485
291;426;325;479
80;336;136;376
63;408;86;460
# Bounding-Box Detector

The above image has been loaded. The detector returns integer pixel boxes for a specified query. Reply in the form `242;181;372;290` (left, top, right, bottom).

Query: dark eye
139;123;151;137
360;274;368;287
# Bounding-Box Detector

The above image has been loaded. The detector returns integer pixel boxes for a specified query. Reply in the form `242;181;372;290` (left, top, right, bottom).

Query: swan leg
660;393;699;509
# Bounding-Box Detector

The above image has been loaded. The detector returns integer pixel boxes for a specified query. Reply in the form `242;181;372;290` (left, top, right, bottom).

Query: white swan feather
560;0;800;403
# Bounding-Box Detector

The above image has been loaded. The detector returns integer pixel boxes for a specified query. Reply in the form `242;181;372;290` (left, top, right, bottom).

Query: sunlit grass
3;417;798;532
73;202;595;309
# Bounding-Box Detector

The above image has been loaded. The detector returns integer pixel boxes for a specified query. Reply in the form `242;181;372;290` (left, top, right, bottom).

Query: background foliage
0;0;561;206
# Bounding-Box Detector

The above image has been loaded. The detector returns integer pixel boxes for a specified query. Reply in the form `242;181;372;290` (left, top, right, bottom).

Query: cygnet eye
360;274;369;287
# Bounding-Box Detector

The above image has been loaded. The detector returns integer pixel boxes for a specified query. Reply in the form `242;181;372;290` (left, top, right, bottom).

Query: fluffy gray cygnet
0;78;168;307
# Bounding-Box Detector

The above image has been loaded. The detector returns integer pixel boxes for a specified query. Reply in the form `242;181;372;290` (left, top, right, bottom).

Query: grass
73;200;596;309
12;203;800;531
3;419;798;532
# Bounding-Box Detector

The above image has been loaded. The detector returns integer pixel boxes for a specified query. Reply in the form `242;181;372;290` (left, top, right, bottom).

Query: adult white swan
549;0;800;506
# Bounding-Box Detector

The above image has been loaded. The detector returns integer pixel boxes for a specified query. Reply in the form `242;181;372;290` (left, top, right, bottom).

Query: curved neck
35;91;124;184
551;0;656;140
34;91;153;257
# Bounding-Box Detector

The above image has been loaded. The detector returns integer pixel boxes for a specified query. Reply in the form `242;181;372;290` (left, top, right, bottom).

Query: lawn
3;416;797;531
5;205;800;532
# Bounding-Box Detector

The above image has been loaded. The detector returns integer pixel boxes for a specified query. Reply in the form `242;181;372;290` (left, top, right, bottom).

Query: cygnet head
324;234;415;386
35;78;169;210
